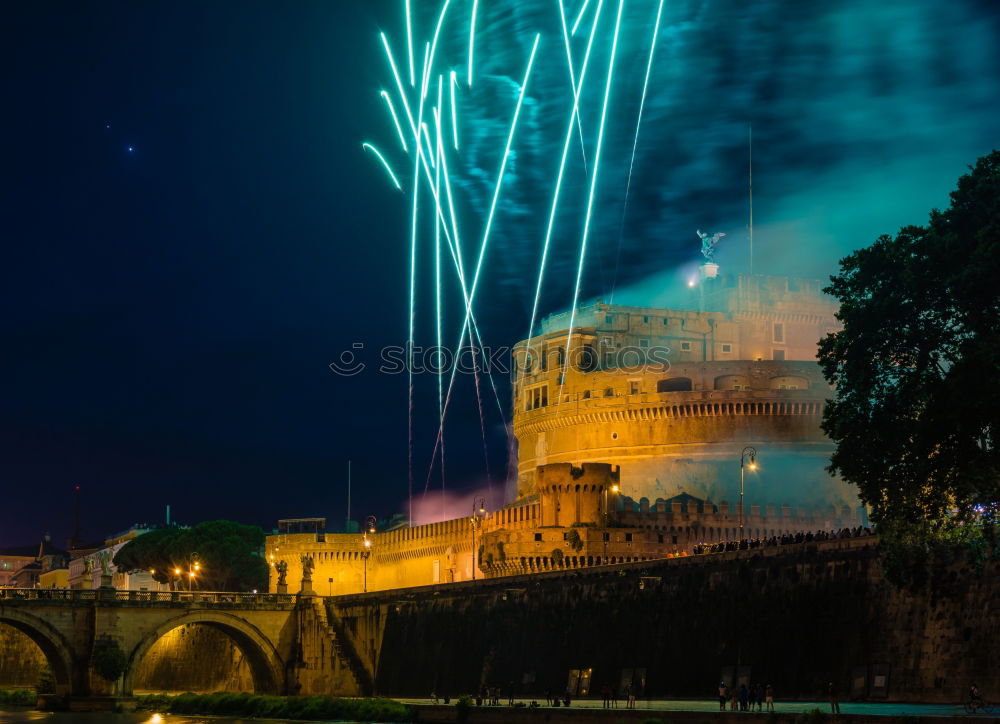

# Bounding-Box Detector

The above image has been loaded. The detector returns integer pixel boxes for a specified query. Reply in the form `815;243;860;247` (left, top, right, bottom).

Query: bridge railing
0;588;297;607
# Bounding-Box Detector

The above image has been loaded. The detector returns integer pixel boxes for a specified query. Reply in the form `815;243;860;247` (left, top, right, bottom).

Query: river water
0;711;385;724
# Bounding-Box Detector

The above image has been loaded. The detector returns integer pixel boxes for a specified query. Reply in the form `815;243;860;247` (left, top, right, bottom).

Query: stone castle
267;274;865;595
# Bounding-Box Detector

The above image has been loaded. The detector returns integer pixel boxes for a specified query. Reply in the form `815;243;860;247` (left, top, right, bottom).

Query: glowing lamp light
364;539;372;549
174;568;181;575
188;572;195;578
150;715;163;724
611;484;620;493
687;280;696;288
194;563;200;570
748;456;758;471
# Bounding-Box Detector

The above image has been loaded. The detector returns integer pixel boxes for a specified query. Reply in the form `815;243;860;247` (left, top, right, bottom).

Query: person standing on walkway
756;682;765;712
739;683;749;711
601;683;611;708
828;681;840;714
765;683;775;713
719;681;729;711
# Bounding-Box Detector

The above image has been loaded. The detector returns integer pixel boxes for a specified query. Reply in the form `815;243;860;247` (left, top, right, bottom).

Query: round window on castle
612;432;619;440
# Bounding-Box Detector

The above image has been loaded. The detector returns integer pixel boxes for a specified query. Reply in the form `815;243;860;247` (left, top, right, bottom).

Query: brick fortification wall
363;538;999;703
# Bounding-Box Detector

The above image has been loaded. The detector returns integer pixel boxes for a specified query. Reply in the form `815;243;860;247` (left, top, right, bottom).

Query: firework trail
365;0;676;520
560;0;625;403
611;0;665;302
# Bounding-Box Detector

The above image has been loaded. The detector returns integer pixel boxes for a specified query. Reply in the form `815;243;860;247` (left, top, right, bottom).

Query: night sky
2;1;998;547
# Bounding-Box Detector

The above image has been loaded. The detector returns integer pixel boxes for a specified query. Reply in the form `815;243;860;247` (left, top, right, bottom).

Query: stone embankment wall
0;620;255;693
0;623;47;687
132;623;252;692
332;537;999;703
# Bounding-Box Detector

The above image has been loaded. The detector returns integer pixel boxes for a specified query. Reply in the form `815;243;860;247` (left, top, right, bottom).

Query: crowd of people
718;681;776;713
693;526;873;556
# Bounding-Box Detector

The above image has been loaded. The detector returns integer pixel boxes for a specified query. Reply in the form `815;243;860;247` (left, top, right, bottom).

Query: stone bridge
4;537;999;705
0;588;367;702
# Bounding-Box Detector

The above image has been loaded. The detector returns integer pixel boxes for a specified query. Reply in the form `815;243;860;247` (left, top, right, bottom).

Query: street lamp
361;515;376;592
602;484;619;563
739;447;758;542
471;498;486;581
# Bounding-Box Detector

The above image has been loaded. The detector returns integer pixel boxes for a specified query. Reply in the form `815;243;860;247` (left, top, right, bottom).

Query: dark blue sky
2;0;998;546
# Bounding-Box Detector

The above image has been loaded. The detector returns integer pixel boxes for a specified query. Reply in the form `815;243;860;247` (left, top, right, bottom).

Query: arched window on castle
657;377;693;392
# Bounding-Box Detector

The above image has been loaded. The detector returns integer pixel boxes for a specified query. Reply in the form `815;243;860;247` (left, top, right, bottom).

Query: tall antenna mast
748;124;754;276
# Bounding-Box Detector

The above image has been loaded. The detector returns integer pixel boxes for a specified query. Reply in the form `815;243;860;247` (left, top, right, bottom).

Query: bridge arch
122;610;283;695
0;609;75;695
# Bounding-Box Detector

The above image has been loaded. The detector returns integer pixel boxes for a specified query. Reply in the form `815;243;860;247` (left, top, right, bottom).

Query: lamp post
190;558;200;591
471;498;486;581
361;515;376;593
602;483;620;563
739;447;758;541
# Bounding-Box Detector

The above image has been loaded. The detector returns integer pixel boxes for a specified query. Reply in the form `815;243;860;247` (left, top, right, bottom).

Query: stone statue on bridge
95;551;114;589
275;559;288;586
299;555;316;596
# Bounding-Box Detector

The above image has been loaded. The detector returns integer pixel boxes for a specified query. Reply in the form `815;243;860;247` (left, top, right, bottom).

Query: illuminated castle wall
266;275;864;595
511;274;858;511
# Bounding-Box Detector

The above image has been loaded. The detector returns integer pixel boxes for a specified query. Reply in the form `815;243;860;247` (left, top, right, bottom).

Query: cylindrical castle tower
536;462;619;527
511;275;860;513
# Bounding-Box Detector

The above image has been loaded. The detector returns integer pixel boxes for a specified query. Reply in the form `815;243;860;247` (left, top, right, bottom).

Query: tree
91;637;127;683
819;150;1000;573
113;520;268;591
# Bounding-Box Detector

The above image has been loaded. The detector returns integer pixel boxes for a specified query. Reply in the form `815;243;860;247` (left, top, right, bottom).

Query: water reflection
0;711;378;724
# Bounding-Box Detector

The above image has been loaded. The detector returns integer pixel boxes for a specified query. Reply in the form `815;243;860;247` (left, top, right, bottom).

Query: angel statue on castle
697;230;726;263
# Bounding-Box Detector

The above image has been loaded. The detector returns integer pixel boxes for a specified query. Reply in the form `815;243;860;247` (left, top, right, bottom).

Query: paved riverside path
395;697;988;719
